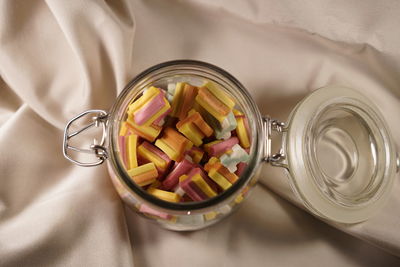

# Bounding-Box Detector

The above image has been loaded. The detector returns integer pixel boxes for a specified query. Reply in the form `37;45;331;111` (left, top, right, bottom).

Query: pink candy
180;168;218;201
139;204;172;220
134;93;165;125
118;135;127;166
162;158;196;190
207;137;239;157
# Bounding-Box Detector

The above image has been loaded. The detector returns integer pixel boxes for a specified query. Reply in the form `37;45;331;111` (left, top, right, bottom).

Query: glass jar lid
285;86;398;223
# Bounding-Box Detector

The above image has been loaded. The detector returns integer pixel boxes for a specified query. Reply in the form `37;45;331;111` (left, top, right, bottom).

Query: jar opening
307;103;385;207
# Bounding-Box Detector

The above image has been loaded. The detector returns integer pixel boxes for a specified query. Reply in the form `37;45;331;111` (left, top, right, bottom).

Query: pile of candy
118;81;251;203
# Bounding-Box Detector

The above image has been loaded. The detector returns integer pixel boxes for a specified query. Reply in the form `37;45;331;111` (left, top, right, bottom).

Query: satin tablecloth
1;0;399;266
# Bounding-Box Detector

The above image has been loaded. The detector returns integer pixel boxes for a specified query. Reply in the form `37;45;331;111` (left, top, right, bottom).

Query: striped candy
176;111;213;146
155;127;193;162
180;168;217;201
128;162;158;186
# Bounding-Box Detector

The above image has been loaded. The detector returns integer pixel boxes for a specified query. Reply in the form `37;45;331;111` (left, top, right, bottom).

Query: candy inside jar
117;78;253;210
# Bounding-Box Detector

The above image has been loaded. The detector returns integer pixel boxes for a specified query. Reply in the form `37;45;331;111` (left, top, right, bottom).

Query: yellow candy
127;134;138;169
195;93;227;122
170;82;185;117
204;211;218;221
178;123;203;147
147;187;181;202
155;128;193;161
137;144;167;169
119;122;129;136
187;108;197;117
126;115;161;142
179;174;189;182
191;174;217;198
142;98;171;126
235;194;244;204
233;109;243;116
203;140;222;154
154;139;180;161
204;82;235;110
128;162;158;186
149;180;161;189
190;149;204;164
128;86;159;114
128;162;155;176
236;117;250;148
208;168;232;190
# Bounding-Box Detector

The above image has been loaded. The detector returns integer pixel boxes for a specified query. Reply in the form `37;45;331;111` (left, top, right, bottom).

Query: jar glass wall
106;61;264;231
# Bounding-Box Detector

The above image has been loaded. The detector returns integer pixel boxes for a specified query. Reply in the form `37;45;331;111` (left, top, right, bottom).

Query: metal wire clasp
63;109;109;167
263;116;286;165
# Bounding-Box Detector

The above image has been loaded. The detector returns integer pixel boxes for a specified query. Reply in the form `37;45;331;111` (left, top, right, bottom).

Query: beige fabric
1;0;399;266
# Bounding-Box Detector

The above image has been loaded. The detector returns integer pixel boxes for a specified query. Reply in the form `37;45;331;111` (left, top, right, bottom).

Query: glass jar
63;60;399;231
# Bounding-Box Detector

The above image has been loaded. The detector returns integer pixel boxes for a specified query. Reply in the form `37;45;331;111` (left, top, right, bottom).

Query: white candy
220;144;250;171
219;205;232;214
174;187;186;197
220;131;231;140
177;214;205;225
226;163;237;173
166;83;176;103
167;83;176;93
166;94;174;103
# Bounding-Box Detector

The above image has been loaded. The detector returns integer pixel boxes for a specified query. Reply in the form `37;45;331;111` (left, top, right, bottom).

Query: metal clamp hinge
63;109;109;167
263;116;287;167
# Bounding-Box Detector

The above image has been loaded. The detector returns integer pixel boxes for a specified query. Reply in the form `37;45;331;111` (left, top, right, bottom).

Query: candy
176;111;213;146
186;146;204;164
180;168;217;201
119;121;129;136
234;110;251;148
204;137;239;157
205;157;238;190
137;141;171;177
154;109;170;126
125;86;170;136
220;144;249;173
169;83;200;120
177;214;205;225
162;158;195;190
147;187;181;202
169;82;185;117
126;115;162;142
178;84;198;120
204;211;218;221
127;134;139;169
118;135;128;167
204;81;235;110
148;180;161;189
133;92;170;126
195;86;231;122
139;204;172;220
128;87;165;116
155;127;193;162
235;162;248;177
127;162;158;186
172;174;189;198
118;80;251;205
235;186;250;204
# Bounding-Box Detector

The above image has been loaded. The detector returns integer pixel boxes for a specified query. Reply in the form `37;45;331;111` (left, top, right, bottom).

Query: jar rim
108;60;264;212
285;85;397;223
